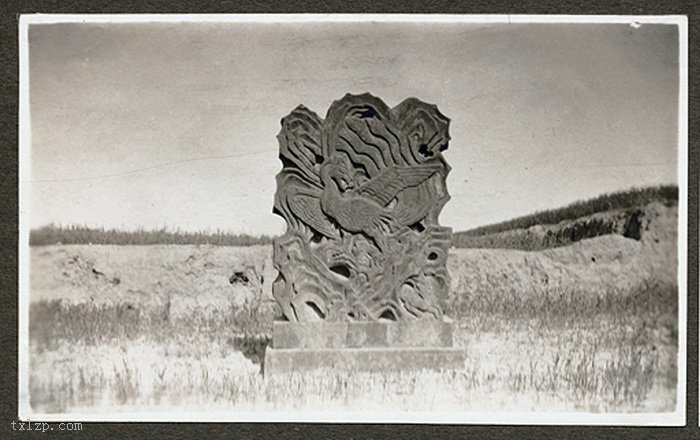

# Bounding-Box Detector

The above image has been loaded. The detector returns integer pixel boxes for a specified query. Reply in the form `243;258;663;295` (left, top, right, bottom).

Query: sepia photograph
18;14;688;424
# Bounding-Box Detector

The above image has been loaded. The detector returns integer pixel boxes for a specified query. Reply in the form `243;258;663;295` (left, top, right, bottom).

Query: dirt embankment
448;202;678;299
28;202;677;313
453;201;676;251
28;245;276;315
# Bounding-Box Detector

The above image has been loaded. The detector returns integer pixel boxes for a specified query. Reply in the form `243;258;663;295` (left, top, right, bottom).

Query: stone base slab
264;347;465;375
272;319;454;349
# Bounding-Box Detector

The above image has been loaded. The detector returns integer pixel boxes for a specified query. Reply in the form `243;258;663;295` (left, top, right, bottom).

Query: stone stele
265;93;464;374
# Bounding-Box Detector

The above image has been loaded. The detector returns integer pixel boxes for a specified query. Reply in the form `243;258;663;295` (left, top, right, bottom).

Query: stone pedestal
264;319;465;375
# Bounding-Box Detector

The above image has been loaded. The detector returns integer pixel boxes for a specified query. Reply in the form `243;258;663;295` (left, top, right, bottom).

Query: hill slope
453;186;677;250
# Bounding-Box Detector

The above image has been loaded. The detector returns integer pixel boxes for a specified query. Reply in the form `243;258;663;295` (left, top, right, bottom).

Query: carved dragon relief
272;93;452;322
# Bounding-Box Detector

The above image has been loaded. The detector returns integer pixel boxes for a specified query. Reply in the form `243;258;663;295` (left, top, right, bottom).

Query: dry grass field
26;201;679;415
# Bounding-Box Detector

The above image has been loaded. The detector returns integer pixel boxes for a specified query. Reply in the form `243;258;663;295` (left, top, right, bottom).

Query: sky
25;20;681;235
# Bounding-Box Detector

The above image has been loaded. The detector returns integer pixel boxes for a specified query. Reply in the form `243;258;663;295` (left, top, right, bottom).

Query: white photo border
17;13;689;426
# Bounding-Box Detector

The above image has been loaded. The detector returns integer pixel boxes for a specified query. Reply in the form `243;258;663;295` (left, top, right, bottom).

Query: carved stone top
272;93;452;323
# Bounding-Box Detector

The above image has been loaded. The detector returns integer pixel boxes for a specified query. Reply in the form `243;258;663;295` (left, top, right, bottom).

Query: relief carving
273;93;452;322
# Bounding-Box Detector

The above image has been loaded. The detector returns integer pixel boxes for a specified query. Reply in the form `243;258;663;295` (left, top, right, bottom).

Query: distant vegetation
30;185;677;248
29;225;275;247
456;185;677;239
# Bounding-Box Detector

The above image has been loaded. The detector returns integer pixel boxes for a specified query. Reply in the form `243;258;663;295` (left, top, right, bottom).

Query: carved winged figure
319;155;441;250
272;93;453;322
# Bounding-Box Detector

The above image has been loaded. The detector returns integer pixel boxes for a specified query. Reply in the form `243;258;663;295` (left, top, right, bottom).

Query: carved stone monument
264;93;464;374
